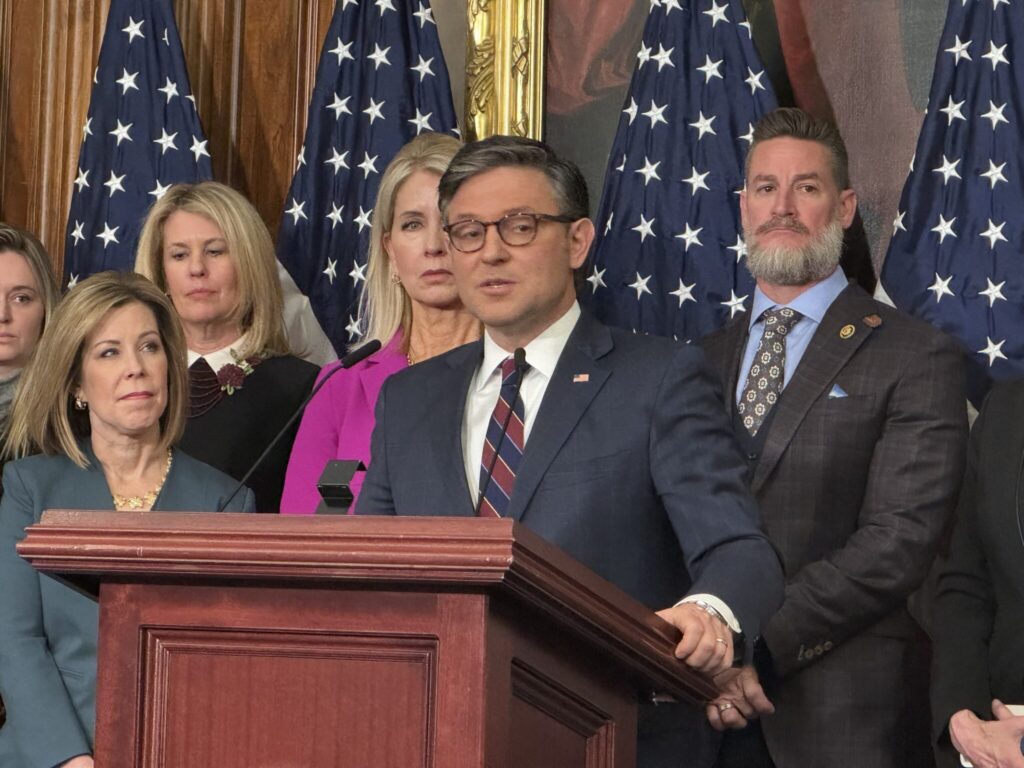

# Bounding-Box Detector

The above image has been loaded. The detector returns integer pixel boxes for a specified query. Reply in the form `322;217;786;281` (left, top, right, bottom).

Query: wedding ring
715;637;728;645
718;702;734;712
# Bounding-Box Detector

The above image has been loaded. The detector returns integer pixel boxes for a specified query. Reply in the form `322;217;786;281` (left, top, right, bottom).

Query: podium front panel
20;513;711;768
96;583;488;767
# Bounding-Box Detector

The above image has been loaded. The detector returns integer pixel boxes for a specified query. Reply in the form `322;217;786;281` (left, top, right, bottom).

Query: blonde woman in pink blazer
280;133;479;514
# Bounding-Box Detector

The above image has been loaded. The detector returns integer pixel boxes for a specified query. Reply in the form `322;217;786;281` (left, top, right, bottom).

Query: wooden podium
19;512;715;768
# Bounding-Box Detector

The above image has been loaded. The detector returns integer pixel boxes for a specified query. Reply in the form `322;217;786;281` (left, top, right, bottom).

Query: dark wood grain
22;510;714;704
0;0;107;274
20;511;716;766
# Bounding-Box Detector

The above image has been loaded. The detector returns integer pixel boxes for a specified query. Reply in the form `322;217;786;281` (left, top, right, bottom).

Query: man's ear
739;188;749;230
568;218;595;269
838;189;857;229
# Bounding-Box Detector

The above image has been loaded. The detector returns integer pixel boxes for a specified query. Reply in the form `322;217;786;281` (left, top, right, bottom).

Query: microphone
474;347;528;517
216;338;383;512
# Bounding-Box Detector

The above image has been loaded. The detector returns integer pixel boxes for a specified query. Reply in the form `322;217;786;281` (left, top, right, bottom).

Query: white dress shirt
187;334;250;371
462;302;580;501
735;267;848;404
461;301;739;632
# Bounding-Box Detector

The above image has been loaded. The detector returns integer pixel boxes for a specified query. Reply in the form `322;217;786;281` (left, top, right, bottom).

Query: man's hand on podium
656;603;733;675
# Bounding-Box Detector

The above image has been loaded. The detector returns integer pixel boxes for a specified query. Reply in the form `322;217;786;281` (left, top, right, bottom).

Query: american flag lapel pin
573;373;590;383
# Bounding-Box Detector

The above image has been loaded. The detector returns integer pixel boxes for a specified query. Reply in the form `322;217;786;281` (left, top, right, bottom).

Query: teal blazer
0;446;254;768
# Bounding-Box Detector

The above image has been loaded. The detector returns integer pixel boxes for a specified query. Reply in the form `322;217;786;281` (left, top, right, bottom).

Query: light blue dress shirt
735;268;849;404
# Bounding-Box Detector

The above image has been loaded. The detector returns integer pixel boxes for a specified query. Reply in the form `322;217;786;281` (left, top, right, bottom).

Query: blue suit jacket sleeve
356;378;397;516
0;462;92;768
654;345;785;640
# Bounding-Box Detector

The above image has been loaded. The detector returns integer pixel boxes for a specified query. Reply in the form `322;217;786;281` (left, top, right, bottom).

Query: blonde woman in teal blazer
0;272;253;768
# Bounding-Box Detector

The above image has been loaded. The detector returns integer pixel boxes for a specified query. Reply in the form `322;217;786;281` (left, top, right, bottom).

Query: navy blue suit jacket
360;311;784;766
0;446;254;768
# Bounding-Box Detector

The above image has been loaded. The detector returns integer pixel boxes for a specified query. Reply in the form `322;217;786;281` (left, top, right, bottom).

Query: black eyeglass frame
442;211;578;253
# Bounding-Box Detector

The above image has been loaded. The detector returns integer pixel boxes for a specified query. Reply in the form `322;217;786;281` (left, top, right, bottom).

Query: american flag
582;0;777;341
63;0;212;289
276;0;458;353
881;0;1021;402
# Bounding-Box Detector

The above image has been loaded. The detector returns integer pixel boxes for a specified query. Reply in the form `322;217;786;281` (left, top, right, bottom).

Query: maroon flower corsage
216;355;262;395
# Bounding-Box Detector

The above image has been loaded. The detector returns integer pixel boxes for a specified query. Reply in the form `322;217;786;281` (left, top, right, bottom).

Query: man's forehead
747;137;838;183
749;137;830;166
749;170;824;181
448;166;558;216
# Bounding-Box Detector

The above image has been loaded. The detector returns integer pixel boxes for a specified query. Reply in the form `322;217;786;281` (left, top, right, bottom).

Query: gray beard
745;219;845;286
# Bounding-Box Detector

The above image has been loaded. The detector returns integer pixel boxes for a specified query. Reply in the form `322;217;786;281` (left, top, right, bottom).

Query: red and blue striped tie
478;356;527;517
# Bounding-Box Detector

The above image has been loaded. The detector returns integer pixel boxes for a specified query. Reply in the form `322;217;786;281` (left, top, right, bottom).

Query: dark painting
544;0;947;274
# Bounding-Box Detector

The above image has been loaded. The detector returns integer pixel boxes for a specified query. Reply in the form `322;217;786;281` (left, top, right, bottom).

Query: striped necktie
478;356;527;517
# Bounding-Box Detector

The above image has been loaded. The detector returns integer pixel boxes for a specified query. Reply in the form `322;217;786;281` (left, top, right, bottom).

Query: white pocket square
828;384;848;399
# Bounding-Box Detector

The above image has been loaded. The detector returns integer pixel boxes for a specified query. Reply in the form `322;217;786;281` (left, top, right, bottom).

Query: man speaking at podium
359;135;784;766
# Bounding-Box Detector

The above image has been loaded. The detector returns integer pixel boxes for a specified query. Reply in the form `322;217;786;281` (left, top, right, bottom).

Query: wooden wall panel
0;0;337;274
173;0;335;237
0;0;46;231
173;0;244;187
0;0;108;274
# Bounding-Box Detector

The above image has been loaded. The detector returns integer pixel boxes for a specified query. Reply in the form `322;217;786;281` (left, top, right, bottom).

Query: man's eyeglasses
443;212;576;253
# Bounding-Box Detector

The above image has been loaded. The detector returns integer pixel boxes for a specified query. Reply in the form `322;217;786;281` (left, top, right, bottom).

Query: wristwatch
692;599;745;666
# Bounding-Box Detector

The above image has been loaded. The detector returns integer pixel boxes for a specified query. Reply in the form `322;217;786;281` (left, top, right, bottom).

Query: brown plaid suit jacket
703;283;968;768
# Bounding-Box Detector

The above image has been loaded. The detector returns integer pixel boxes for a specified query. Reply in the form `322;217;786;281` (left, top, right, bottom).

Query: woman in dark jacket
135;182;318;512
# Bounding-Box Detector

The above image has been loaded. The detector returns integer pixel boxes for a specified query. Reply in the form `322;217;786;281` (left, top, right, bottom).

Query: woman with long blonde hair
0;272;252;768
281;132;479;513
136;182;319;512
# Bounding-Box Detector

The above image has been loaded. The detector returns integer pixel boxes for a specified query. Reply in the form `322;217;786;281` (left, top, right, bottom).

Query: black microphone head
513;346;527;371
340;338;383;368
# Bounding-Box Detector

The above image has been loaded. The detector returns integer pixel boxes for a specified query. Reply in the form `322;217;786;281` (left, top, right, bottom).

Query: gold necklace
112;450;174;512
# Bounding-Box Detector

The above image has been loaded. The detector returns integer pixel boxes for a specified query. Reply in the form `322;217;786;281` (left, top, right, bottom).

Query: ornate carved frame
463;0;546;141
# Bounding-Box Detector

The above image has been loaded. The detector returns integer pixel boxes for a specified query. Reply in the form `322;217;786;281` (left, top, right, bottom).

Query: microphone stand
216;339;383;512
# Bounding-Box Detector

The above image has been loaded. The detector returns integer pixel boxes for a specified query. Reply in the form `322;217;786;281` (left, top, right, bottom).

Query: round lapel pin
839;324;855;339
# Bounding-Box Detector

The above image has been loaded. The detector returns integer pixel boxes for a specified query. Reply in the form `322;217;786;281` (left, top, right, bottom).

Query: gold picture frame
464;0;546;141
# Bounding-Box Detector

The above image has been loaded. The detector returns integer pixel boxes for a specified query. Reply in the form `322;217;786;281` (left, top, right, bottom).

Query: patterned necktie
738;307;802;436
478;356;528;517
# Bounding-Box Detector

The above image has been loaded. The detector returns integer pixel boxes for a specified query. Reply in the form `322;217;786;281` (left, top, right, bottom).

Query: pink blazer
279;337;406;514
